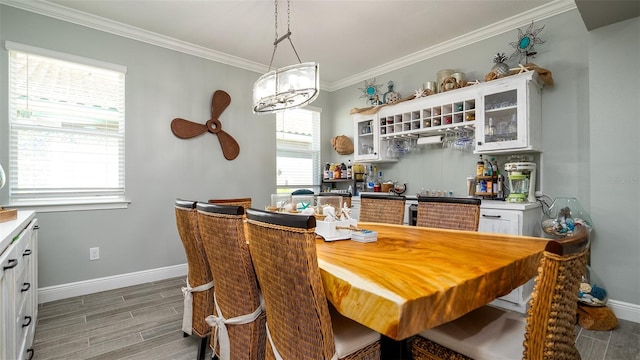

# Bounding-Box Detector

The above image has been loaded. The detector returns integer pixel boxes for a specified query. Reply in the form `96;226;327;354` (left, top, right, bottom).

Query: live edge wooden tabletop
315;222;549;341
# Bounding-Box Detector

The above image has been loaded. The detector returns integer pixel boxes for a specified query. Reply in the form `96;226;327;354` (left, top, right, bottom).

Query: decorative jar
541;197;593;237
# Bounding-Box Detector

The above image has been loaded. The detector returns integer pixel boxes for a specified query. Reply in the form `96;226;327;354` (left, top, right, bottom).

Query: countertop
0;210;36;256
353;193;541;210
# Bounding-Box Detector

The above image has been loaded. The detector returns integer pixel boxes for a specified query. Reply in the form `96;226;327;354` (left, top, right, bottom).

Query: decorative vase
541;197;593;237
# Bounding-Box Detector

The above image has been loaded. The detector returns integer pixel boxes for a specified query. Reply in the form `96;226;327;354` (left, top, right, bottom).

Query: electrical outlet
90;247;100;261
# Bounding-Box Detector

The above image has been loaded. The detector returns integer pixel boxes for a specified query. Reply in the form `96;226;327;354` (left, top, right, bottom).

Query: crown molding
326;0;576;92
1;0;574;93
0;0;268;72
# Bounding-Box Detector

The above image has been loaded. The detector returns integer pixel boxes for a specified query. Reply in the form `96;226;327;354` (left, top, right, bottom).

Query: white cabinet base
1;211;38;360
479;201;541;313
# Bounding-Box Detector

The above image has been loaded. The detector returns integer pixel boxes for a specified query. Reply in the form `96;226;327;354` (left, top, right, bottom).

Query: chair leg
197;335;209;360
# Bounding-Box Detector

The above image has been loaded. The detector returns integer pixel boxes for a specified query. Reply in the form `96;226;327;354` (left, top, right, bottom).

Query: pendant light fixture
252;0;319;114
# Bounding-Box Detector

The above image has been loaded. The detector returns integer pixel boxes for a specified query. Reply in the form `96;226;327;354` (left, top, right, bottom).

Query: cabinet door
353;114;379;161
478;209;521;235
1;244;18;360
476;79;528;152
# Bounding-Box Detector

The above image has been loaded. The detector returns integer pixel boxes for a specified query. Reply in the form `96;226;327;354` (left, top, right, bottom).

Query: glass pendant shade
253;62;319;114
541;196;593;237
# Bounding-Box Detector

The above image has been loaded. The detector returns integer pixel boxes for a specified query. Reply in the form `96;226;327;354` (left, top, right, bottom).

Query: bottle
334;163;342;180
341;163;347;179
476;155;484;176
347;160;352;179
484;158;493;176
329;163;335;180
323;163;330;180
366;165;375;192
497;175;504;198
492;158;500;195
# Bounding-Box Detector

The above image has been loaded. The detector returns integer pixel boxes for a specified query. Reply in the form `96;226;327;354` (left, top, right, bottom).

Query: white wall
588;17;640;314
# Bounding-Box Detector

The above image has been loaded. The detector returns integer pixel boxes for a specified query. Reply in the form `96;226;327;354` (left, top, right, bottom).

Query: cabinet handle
482;214;502;219
22;282;31;292
27;348;35;360
22;315;32;327
477;141;483;145
34;225;40;230
23;248;32;256
3;259;18;271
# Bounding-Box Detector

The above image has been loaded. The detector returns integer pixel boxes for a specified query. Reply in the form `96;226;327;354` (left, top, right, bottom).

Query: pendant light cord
268;0;302;71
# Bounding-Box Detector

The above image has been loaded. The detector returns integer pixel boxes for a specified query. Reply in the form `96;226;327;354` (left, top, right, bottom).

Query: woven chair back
174;199;214;337
524;225;590;359
196;203;266;360
359;194;405;224
318;192;352;208
245;208;337;359
208;198;252;217
416;197;480;231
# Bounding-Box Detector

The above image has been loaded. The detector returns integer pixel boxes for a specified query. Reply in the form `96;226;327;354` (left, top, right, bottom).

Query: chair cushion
330;305;381;358
419;305;526;360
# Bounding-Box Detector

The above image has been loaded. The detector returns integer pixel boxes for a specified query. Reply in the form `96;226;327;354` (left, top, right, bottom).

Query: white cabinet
478;201;541;313
351;71;542;158
352;113;398;163
475;71;542;154
1;211;38;360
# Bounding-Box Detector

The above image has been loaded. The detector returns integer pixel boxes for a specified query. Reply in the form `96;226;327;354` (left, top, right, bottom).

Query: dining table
315;222;549;346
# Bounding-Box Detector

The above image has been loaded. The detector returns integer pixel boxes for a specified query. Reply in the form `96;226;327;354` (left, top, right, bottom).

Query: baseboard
607;299;640;323
38;263;188;304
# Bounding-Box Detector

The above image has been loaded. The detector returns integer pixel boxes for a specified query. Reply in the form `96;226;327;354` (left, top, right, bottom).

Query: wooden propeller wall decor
170;90;240;160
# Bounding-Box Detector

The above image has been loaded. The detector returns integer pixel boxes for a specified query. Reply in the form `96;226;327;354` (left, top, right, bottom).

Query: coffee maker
504;156;536;203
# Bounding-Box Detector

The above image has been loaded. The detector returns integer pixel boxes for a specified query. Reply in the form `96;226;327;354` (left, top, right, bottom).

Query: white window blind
6;42;126;202
276;108;321;193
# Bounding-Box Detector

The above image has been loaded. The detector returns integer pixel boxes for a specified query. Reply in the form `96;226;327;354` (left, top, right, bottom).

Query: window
6;42;127;208
276;107;321;194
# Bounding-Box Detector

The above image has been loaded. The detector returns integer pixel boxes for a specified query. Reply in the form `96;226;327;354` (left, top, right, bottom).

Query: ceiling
0;0;599;91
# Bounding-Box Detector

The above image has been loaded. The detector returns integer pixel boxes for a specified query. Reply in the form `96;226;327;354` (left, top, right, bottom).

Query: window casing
276;107;321;194
6;42;127;208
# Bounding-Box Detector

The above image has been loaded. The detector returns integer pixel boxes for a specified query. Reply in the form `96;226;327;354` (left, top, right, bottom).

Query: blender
504;155;536;203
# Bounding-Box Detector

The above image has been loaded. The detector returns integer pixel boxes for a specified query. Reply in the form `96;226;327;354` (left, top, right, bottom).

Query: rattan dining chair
416;197;481;231
196;203;266;360
318;192;353;208
358;193;405;224
245;208;381;360
174;199;214;360
410;224;590;360
208;197;252;216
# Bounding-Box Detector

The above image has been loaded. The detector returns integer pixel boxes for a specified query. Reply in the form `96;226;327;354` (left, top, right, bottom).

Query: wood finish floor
33;276;640;360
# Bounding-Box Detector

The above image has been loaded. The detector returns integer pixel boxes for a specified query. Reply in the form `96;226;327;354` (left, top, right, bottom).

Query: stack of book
351;230;378;243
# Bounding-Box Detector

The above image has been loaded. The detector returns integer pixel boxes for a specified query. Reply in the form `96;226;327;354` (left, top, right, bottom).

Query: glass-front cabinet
353;113;398;162
475;71;542;153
